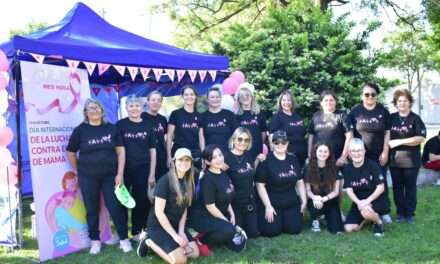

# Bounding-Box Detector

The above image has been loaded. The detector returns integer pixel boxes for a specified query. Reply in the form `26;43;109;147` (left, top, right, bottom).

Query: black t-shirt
66;122;122;168
224;151;256;211
169;108;202;153
269;112;307;163
255;152;302;209
309;110;352;158
116;118;157;168
193;170;235;215
141;112;167;160
422;135;440;164
303;166;344;196
148;174;189;229
201;109;237;150
236;110;267;160
389;112;426;168
343;159;385;200
348;104;390;160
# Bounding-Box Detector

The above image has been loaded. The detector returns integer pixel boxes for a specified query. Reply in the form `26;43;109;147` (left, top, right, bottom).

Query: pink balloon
0;51;8;71
0;127;14;146
222;77;240;95
230;71;245;84
262;144;269;155
0;72;9;90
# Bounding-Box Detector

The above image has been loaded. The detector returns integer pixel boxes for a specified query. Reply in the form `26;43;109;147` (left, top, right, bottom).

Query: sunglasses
363;93;377;98
273;140;288;145
236;137;250;143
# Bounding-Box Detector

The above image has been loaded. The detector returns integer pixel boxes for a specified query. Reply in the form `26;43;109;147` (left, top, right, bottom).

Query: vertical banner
20;61;112;261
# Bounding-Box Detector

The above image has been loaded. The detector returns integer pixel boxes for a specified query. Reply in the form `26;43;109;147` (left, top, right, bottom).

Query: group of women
66;82;426;263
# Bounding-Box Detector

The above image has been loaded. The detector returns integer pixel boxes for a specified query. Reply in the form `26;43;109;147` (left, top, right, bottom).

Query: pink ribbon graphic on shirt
25;72;82;114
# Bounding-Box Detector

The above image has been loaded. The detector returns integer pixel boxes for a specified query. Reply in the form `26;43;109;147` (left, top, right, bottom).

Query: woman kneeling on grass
304;142;344;234
137;148;199;263
343;138;387;237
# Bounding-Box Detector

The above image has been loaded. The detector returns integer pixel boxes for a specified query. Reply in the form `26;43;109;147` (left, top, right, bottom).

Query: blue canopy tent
0;2;230;196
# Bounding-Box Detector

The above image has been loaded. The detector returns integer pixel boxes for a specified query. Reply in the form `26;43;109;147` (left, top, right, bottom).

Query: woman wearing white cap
137;148;199;263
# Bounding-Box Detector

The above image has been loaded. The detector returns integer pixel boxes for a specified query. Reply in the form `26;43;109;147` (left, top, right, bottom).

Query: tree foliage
8;20;48;39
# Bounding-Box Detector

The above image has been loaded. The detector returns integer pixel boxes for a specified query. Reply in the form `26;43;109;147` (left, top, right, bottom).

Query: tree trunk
314;0;330;11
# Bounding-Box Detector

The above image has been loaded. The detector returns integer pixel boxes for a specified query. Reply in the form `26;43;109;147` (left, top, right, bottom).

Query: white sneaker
119;239;133;253
103;233;120;245
434;179;440;186
382;214;392;224
311;220;321;232
89;240;102;255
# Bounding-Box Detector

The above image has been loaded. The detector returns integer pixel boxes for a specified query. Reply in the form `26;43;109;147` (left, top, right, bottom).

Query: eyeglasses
237;137;250;143
239;93;251;99
363;93;377;98
273;140;288;145
86;106;102;112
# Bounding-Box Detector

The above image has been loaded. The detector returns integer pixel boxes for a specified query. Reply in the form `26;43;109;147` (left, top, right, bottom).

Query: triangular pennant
188;70;198;83
29;53;45;64
98;63;111;76
105;87;113;94
176;70;186;82
198;70;207;82
140;68;151;81
84;62;96;75
66;59;80;72
152;68;163;82
113;65;126;77
164;69;175;81
208;70;217;81
127;66;139;81
92;87;101;96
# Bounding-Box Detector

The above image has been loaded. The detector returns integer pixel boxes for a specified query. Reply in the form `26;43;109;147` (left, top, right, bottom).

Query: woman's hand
313;199;323;210
173;234;188;248
265;205;276;223
336;156;347;167
256;153;266;163
114;173;123;186
300;201;307;213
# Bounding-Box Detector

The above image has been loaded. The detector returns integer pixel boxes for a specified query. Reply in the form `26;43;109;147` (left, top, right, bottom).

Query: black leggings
390;167;419;217
78;167;128;240
308;198;343;233
257;204;303;237
234;208;259;238
188;211;235;247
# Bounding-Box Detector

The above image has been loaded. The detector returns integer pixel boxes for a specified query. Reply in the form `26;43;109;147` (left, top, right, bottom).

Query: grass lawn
2;186;440;264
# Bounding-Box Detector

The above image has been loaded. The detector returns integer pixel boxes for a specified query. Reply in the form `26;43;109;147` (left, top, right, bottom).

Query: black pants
234;207;259;238
188;211;235;247
125;164;151;235
308;198;343;233
78;166;128;240
390;167;419;217
257;204;303;237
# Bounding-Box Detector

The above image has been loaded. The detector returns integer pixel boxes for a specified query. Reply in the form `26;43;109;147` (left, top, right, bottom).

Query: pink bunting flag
98;63;111;76
152;68;163;82
127;66;139;81
92;87;101;96
176;70;186;82
164;69;175;81
66;59;80;73
29;53;45;64
84;62;96;75
198;70;207;82
140;68;151;81
105;87;113;94
188;70;198;83
208;70;217;81
113;65;126;77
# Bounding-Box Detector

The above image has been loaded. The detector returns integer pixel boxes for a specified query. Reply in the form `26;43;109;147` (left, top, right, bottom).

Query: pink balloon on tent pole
0;51;8;71
0;127;14;146
230;71;245;84
222;77;240;95
0;71;9;90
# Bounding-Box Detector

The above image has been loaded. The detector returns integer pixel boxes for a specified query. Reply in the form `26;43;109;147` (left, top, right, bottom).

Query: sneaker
311;220;321;232
103;233;119;245
396;215;405;223
89;240;102;255
373;223;384;237
119;239;133;253
114;184;136;208
381;214;392;224
406;216;415;224
136;234;149;257
434;179;440;186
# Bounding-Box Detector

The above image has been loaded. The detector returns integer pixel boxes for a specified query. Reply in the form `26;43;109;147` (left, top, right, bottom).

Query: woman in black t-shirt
224;127;266;238
66;98;131;254
389;89;426;223
308;90;352;166
234;84;267;160
256;130;307;237
188;145;246;254
269;90;307;167
116;95;157;240
137;148;199;263
167;85;205;170
201;86;238;151
343;138;386;237
304;143;343;234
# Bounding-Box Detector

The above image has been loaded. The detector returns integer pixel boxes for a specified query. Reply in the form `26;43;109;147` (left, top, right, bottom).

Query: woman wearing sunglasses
256;130;307;237
348;83;392;223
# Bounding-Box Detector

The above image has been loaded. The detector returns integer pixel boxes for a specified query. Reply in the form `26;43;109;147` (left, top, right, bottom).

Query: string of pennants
28;52;218;83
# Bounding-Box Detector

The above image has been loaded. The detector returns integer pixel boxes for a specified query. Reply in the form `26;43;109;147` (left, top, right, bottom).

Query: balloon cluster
221;70;246;111
0;50;14;165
